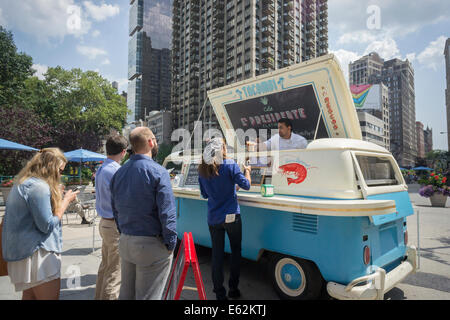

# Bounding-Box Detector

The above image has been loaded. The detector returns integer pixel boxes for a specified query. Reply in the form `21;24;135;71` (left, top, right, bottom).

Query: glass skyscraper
128;0;172;122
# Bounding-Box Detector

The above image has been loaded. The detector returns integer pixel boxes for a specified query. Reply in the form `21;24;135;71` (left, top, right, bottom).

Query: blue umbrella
0;138;38;151
64;149;106;185
412;166;433;171
64;148;106;162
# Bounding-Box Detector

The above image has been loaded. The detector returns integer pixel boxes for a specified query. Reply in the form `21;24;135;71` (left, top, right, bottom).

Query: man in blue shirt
110;127;177;300
94;135;128;300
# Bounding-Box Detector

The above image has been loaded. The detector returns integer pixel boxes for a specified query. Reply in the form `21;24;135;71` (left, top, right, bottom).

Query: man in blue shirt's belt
110;127;177;300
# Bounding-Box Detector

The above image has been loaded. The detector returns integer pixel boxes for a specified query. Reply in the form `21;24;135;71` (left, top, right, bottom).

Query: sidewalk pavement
0;183;208;300
0;191;101;300
0;184;449;300
0;211;213;300
400;184;450;299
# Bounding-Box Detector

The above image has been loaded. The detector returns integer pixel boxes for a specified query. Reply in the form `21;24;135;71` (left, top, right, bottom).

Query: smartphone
72;186;81;192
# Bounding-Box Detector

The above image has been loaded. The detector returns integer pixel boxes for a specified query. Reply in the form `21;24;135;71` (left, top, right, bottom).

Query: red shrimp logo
279;163;316;185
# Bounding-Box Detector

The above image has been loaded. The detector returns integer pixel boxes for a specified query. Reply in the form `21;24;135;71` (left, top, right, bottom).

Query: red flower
443;177;448;183
435;175;440;180
1;179;13;187
431;173;435;176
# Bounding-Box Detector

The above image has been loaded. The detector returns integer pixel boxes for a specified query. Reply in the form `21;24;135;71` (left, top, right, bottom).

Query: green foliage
425;150;450;171
120;152;131;166
22;67;128;135
155;143;174;165
0;105;53;175
81;167;93;179
418;172;448;188
0;27;129;175
0;27;33;107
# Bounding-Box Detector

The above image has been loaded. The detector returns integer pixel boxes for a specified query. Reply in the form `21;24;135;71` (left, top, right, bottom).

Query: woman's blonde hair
15;148;67;213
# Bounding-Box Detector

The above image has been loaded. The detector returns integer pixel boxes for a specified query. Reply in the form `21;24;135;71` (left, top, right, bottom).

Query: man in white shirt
262;118;308;151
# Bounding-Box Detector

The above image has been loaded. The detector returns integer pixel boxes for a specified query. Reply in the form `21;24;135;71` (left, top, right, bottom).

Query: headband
203;138;224;165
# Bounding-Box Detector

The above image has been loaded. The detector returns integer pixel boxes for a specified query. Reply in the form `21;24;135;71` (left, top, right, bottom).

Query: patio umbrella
0;138;38;151
64;149;106;185
412;166;433;171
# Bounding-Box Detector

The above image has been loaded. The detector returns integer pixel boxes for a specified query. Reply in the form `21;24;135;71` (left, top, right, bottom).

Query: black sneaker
228;289;241;299
81;218;90;225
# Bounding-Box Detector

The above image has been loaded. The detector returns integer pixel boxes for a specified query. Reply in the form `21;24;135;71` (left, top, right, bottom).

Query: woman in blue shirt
1;148;78;299
198;138;251;300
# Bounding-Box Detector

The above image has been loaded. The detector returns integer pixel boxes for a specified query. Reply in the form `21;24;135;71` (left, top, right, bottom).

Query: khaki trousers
95;218;121;300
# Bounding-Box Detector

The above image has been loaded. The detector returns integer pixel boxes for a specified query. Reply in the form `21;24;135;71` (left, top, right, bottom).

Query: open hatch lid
207;54;362;148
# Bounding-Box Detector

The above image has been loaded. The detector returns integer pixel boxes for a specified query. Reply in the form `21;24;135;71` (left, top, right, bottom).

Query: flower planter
430;194;448;207
0;187;12;203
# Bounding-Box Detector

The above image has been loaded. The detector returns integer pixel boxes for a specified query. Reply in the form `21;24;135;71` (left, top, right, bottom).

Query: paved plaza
0;184;449;300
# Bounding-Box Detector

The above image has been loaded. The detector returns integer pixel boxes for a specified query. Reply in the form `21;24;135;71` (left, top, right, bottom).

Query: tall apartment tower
379;58;416;167
349;53;390;151
128;0;172;123
349;52;384;86
171;0;329;133
445;38;450;151
350;53;417;167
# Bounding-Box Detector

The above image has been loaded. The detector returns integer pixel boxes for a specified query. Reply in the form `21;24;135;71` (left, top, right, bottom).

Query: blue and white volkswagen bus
164;55;417;300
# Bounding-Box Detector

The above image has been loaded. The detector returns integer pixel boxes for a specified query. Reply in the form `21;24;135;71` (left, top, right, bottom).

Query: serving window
223;84;330;147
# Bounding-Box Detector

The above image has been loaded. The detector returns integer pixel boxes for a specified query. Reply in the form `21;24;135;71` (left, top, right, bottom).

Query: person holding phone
198;138;251;300
1;148;79;299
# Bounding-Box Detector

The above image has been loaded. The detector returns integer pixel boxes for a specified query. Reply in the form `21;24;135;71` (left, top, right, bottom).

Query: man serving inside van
262;118;308;151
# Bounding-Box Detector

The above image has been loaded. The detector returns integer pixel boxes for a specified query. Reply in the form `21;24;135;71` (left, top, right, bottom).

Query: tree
155;143;174;165
52;119;104;152
0;27;129;165
0;27;33;107
426;150;450;172
42;67;128;134
20;76;58;121
0;105;53;175
20;67;129;152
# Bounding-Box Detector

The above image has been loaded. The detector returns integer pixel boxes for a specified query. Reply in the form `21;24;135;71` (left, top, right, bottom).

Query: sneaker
81;218;90;225
228;289;241;299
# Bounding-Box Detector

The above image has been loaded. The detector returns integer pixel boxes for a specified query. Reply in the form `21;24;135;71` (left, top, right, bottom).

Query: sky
0;0;448;150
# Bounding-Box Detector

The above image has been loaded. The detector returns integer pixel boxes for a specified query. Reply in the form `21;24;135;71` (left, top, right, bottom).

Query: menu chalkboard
224;84;329;145
184;163;200;187
250;167;265;186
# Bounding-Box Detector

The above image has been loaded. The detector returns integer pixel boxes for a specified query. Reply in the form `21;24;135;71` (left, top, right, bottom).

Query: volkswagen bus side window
355;155;399;186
